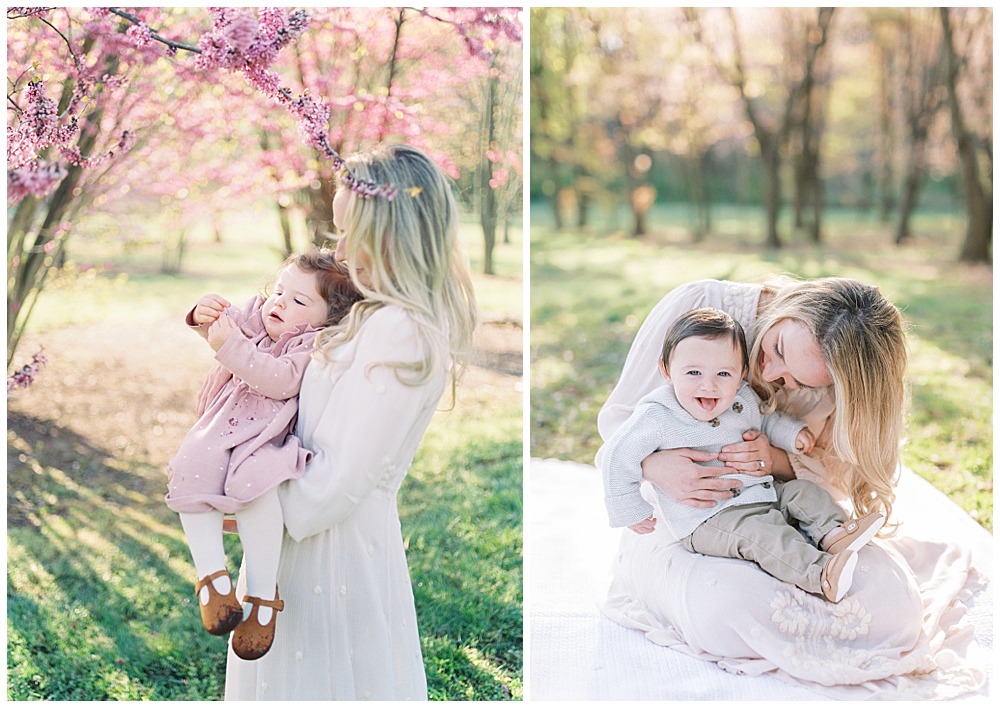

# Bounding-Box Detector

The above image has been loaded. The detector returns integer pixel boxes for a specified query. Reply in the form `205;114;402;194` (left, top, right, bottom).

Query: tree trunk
876;42;897;222
940;9;992;263
688;152;711;241
277;202;294;258
7;53;118;365
761;143;782;249
479;62;499;275
578;191;590;229
549;192;564;231
895;145;925;244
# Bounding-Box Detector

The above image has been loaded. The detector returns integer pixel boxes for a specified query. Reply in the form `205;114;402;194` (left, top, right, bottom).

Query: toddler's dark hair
660;307;749;373
282;249;363;326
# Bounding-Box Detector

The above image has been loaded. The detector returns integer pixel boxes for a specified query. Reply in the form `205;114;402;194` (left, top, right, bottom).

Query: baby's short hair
660;307;749;373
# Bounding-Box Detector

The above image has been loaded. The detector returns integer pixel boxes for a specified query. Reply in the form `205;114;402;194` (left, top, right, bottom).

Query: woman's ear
659;359;672;385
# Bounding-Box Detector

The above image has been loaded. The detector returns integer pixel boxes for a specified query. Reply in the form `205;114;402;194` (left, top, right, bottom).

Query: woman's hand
627;514;657;535
641;448;739;509
718;429;772;475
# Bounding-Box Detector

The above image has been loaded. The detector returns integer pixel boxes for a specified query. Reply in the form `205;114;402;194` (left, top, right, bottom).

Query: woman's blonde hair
314;143;477;400
748;277;907;522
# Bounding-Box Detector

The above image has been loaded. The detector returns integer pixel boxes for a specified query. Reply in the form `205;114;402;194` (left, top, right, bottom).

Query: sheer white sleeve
278;308;443;541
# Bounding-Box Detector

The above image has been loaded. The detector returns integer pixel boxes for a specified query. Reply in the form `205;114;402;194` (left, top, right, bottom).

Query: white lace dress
224;305;442;700
597;279;987;699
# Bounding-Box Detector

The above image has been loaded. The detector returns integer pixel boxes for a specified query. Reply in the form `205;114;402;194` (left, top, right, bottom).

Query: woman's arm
640;447;736;508
278;309;442;541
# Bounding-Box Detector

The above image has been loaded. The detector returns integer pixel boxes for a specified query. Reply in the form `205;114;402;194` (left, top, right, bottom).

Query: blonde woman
596;277;984;698
225;144;476;700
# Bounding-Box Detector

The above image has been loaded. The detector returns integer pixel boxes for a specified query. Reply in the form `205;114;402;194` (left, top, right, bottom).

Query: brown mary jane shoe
195;569;243;636
231;588;284;660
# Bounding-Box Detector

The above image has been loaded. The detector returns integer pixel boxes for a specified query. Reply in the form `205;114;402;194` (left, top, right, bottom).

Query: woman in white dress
597;278;985;699
225;143;476;700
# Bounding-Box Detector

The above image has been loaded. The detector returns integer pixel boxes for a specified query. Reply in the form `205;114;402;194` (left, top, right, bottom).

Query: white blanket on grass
527;458;992;701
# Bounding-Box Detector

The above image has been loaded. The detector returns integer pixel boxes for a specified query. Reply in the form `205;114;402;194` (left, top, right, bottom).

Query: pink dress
165;296;318;514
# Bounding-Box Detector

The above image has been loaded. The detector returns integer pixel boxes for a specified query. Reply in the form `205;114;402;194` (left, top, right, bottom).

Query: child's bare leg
179;510;231;602
234;488;283;624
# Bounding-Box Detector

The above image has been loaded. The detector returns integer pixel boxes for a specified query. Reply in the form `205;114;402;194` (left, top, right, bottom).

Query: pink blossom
222;10;258;53
6;350;48;393
126;22;153;48
490;167;510;188
7;161;68;202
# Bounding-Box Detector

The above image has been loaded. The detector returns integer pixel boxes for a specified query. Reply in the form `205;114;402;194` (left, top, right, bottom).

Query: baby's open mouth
695;397;718;411
269;312;283;322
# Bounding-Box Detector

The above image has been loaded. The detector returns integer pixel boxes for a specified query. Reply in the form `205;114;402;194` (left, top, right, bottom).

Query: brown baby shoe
822;511;886;555
195;569;243;636
231;588;284;660
820;549;858;603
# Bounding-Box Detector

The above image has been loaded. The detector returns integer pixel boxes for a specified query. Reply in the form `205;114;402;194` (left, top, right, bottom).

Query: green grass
8;202;522;700
530;204;992;532
404;403;522;700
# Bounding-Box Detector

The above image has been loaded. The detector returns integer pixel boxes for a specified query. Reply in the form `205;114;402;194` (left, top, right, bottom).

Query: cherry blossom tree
7;6;522;375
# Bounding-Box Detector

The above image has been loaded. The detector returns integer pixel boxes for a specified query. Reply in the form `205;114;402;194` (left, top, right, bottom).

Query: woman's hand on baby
628;514;657;534
794;428;815;454
207;313;238;351
193;294;231;326
641;447;738;509
718;429;773;475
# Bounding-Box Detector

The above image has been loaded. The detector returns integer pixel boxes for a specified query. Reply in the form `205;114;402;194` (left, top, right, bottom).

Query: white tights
179;487;284;624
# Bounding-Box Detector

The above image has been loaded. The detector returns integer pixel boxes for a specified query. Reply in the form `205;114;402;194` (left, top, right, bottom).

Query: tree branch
106;7;203;54
37;15;86;75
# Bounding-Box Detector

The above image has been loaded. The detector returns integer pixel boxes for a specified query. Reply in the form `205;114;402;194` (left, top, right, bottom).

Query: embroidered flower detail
829;597;871;640
229;418;238;426
770;588;810;636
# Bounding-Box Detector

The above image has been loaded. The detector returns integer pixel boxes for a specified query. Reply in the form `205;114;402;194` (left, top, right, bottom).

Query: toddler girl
166;249;361;659
600;307;884;602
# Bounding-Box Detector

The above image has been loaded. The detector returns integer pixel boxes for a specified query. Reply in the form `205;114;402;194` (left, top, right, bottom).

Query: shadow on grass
402;435;523;700
7;412;240;700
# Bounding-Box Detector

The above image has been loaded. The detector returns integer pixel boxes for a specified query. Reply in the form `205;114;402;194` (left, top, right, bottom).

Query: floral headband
321;140;399;202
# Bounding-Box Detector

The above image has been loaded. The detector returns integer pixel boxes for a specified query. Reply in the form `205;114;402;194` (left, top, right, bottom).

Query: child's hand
193;294;231;326
795;428;816;454
628;514;657;535
207;313;238;351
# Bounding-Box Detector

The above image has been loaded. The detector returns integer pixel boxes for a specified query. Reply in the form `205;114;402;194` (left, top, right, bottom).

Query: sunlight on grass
531;211;991;532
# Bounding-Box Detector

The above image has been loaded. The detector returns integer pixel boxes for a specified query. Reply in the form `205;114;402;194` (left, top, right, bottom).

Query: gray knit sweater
600;381;807;538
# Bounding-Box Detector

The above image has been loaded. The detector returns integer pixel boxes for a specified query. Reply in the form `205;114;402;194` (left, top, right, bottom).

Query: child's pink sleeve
214;330;318;401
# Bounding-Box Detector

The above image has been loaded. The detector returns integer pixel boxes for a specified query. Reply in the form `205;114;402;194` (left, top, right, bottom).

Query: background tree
939;7;992;263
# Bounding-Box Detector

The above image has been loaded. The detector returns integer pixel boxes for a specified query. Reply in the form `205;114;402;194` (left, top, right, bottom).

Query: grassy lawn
530;203;992;532
7;203;523;700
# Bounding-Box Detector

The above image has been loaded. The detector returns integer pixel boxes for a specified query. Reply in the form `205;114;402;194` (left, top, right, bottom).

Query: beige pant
680;479;848;594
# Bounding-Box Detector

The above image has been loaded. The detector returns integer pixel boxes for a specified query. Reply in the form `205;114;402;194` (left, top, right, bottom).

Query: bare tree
940;8;992;263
